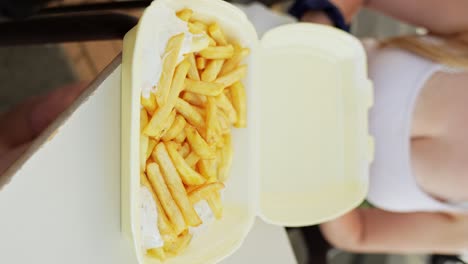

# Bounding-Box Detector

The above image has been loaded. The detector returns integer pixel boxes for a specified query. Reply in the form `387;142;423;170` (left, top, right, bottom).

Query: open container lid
254;23;374;226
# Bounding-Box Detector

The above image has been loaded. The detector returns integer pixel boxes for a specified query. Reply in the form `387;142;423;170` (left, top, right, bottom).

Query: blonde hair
381;33;468;69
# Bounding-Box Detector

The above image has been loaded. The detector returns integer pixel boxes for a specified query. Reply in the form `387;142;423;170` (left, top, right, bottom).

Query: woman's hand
0;83;87;175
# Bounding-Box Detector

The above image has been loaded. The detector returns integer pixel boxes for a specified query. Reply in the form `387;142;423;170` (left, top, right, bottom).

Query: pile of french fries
139;8;248;260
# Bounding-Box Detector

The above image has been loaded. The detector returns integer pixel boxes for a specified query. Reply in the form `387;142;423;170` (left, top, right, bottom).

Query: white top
366;43;468;213
238;3;468;213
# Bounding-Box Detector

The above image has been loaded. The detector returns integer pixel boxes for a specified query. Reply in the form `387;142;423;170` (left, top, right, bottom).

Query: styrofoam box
121;0;374;263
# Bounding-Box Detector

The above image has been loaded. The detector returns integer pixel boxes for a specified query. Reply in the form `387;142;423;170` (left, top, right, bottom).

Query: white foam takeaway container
121;0;374;263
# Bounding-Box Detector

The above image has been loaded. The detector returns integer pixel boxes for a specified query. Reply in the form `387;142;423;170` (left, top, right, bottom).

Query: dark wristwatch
289;0;351;32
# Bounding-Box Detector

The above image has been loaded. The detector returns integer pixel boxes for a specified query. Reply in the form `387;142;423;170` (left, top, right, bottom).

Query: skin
302;0;468;254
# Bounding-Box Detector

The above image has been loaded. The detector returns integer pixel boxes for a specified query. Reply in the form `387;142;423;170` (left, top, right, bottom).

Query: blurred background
0;1;462;264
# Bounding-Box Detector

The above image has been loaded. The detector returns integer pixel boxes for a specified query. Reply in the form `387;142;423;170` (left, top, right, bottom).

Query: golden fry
207;192;223;219
218;134;233;182
147;248;166;261
155;33;185;106
230;81;247;128
166;142;205;186
208;23;227;46
205;97;218;144
140;134;149;172
188;182;225;204
224;88;233;102
174;129;187;144
201;59;225;82
186;53;200;81
147;139;158;160
182;92;206;107
144;60;190;137
185;125;215;159
196;57;206;70
146;162;186;235
164;231;192;255
199;45;234;59
141;173;175;242
220;46;250;76
190;34;210;53
193;105;206;119
191;20;208;31
141;93;157;114
162;115;187;142
188;22;205;34
175;98;204;129
160;110;176;139
176;8;193;21
140;108;149;132
152;143;202;227
178;142;191;158
198;158;217;182
216;65;247;88
215;92;237;124
217;111;230;135
185;152;200;168
184;78;224;96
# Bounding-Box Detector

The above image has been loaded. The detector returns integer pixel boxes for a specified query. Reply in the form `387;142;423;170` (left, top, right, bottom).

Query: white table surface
0;61;297;264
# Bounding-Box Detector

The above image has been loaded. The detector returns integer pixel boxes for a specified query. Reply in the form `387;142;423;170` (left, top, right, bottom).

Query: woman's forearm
321;208;468;254
366;0;468;34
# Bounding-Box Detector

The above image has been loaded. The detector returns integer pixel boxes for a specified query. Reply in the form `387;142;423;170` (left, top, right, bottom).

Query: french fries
176;8;193;21
154;33;185;106
182;92;206;107
185;125;215;159
178;142;190;158
141;93;157;114
186;53;200;81
205;97;218;144
152;143;202;227
141;109;149;132
166;142;205;186
140;135;149;172
139;8;248;260
162;115;187;142
146;162;186;235
220;45;250;76
147;138;157;160
229;81;247;128
208;23;227;46
196;57;206;70
217;134;233;182
164;230;192;255
185;152;200;168
207;192;223;219
199;45;234;59
184;78;224;96
198;158;217;182
201;59;225;82
215;92;237;124
141;173;175;242
144;60;190;137
175;98;205;129
188;182;225;204
216;65;247;88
